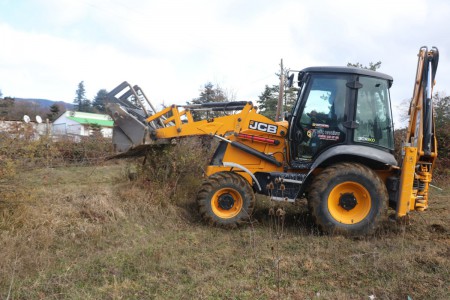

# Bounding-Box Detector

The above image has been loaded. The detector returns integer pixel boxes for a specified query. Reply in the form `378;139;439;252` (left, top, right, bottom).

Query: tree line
72;81;108;114
189;61;381;121
187;75;298;121
0;82;109;122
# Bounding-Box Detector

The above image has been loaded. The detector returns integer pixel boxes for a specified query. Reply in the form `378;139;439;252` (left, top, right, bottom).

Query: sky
0;0;449;125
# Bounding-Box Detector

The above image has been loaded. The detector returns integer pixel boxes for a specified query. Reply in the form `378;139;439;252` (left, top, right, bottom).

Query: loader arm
396;46;439;217
106;83;287;169
145;102;255;139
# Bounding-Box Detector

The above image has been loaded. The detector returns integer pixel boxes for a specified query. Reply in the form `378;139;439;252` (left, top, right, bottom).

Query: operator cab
288;67;395;166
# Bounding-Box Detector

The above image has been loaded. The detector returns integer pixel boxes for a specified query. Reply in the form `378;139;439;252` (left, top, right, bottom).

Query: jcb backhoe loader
106;46;439;235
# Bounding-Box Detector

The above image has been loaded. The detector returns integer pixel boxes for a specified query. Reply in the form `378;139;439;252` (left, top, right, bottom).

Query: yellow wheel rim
211;188;243;219
328;182;371;224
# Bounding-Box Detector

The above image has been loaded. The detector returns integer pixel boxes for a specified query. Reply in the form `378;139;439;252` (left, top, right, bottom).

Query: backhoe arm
396;46;439;217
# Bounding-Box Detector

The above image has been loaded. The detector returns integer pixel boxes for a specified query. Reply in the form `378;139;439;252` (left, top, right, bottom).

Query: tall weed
131;137;214;205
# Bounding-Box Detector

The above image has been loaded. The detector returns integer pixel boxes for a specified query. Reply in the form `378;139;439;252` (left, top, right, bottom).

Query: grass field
0;160;449;299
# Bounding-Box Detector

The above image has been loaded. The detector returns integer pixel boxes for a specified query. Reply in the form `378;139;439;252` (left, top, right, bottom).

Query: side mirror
287;74;295;88
298;71;308;86
284;111;292;122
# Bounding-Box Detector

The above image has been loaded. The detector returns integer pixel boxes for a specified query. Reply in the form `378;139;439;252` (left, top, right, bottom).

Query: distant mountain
14;98;74;110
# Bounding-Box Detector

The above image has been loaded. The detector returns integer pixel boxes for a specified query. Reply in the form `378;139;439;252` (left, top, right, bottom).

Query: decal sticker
316;129;341;141
312;123;329;128
357;136;376;143
249;121;278;134
308;129;341;141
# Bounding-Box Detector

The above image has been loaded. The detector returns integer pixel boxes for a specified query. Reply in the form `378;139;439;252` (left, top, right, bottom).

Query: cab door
289;73;350;163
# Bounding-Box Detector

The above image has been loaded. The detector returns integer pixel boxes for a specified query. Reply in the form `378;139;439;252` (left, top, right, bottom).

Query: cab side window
354;77;394;149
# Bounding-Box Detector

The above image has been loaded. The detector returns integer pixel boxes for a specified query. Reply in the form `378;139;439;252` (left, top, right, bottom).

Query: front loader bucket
105;82;166;157
108;103;148;153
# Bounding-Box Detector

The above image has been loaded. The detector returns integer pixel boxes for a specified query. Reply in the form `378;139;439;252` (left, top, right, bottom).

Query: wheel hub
218;193;234;210
339;193;357;211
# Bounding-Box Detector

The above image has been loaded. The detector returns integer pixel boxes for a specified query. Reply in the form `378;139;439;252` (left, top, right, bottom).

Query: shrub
131;137;215;203
0;131;114;179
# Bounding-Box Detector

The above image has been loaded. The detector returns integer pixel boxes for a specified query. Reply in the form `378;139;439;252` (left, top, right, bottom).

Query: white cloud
0;22;175;102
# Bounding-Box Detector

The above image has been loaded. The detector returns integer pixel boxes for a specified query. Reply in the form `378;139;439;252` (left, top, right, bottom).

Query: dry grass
0;146;449;299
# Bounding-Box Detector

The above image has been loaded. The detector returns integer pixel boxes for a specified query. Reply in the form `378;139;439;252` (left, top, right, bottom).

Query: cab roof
301;66;393;82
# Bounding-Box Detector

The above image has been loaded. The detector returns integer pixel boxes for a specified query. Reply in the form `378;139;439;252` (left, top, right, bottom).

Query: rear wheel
308;162;387;235
197;172;255;227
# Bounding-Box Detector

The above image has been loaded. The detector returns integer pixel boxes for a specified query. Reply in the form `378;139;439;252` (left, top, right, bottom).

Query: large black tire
308;162;387;236
197;172;255;228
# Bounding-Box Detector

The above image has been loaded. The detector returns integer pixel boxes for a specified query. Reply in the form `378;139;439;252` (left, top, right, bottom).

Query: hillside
14;98;74;109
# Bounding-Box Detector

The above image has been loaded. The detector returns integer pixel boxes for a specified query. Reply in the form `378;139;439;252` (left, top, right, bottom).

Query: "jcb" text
249;121;278;134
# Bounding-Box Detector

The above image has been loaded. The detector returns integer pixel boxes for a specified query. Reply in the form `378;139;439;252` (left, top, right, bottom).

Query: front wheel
197;172;255;228
308;162;387;235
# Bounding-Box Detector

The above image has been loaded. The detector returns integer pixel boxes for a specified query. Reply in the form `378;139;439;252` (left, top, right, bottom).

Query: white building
52;111;113;138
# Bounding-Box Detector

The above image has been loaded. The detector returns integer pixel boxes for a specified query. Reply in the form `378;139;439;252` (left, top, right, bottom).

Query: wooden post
275;59;285;122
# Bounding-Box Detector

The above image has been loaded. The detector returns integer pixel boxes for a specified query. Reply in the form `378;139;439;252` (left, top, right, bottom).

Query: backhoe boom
397;46;439;217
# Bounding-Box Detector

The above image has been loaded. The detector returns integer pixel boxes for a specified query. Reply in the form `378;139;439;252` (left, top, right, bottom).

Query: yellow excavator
106;46;439;235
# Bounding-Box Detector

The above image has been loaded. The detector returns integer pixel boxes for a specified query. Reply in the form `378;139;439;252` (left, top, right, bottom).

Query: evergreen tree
47;103;61;121
256;64;299;121
73;81;92;112
82;99;93;113
191;82;227;104
73;81;85;111
257;84;298;120
92;89;108;113
284;85;298;114
188;82;227;120
0;97;15;119
257;85;278;120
